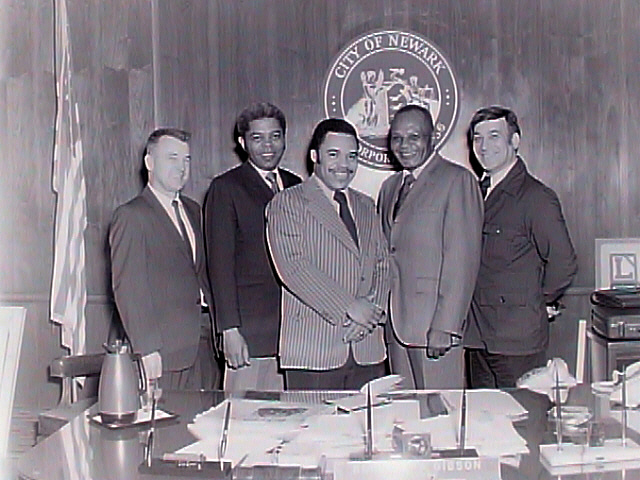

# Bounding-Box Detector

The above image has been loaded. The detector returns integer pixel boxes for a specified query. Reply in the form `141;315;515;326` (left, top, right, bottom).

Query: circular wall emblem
323;30;459;170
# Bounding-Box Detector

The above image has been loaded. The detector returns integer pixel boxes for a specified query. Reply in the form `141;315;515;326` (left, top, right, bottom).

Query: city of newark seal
323;30;459;170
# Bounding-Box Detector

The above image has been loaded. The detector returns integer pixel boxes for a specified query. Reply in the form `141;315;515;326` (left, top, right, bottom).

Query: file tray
540;439;640;475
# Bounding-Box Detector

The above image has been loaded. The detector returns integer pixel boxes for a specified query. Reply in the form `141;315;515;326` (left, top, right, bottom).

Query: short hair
309;118;359;153
144;128;190;156
391;104;434;133
466;106;521;178
236;102;286;139
306;118;359;174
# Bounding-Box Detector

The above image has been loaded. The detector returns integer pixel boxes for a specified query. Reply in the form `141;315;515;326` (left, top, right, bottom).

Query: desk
16;389;640;480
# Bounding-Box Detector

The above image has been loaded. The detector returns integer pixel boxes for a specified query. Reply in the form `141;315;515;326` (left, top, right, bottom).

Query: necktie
172;199;194;263
393;172;415;219
266;171;280;194
333;190;359;248
480;174;491;199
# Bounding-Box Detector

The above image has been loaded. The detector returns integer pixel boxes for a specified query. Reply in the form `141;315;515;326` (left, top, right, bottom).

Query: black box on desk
591;289;640;339
591;305;640;339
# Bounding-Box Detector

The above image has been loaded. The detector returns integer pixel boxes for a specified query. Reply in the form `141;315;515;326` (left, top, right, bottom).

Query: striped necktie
266;171;280;193
172;199;194;263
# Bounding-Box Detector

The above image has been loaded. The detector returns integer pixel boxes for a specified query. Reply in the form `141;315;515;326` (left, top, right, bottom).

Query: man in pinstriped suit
266;118;390;390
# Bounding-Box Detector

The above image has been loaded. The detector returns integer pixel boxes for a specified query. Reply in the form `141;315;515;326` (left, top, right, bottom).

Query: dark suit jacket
266;176;390;370
465;158;578;355
204;162;300;357
377;154;483;346
109;186;213;372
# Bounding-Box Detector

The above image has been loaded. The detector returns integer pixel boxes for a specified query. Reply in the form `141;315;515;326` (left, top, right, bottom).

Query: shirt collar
487;157;518;190
312;174;352;208
403;151;434;179
148;183;180;209
249;161;280;185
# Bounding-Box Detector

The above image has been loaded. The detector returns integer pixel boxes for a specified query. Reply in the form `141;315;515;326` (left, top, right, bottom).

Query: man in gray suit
110;128;218;390
266;118;389;390
377;105;483;389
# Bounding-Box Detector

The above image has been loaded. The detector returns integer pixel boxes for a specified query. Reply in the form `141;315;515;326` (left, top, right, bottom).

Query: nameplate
332;456;501;480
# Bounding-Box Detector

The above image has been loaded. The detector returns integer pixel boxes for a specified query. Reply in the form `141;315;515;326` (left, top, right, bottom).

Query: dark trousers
160;315;222;391
284;350;386;390
465;347;547;389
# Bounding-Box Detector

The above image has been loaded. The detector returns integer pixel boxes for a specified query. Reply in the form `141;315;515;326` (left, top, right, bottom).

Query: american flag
50;0;87;359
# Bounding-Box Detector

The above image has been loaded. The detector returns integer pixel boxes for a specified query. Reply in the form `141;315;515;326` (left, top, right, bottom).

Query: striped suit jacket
266;176;390;370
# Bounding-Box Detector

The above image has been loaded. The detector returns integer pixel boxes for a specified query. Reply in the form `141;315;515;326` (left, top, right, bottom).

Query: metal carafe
98;340;143;425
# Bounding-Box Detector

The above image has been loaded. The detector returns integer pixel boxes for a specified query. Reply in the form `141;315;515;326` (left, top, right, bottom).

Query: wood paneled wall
2;0;639;409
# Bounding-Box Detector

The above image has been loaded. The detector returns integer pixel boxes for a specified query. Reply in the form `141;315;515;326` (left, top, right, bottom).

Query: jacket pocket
478;289;528;307
482;223;530;264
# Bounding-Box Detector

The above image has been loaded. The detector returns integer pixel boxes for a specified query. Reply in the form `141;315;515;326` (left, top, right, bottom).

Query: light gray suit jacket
266;176;389;370
377;154;483;346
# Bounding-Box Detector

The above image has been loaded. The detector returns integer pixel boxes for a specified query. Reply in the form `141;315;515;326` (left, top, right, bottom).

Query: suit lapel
484;158;524;220
303;177;360;255
240;161;275;203
141;187;194;266
394;154;441;219
349;189;371;253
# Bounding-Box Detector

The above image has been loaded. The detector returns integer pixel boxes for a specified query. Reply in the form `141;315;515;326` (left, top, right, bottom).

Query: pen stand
540;402;640;474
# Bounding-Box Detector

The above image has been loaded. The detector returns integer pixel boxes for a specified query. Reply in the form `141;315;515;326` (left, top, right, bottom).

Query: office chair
38;352;104;438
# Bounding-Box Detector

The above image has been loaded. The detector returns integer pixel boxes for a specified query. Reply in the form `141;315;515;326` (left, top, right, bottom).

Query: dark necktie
393;172;415;219
333;190;359;248
266;171;280;194
480;174;491;199
172;199;194;263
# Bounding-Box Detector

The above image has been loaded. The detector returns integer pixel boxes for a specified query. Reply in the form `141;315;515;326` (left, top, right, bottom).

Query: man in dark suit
464;106;578;388
205;103;300;391
377;105;483;390
110;128;218;390
266;118;389;390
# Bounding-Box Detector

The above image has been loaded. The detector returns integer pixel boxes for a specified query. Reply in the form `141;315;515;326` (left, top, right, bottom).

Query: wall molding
0;294;112;305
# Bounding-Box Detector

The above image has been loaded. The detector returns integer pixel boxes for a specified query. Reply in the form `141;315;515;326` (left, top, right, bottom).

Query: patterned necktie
393;172;415;219
172;199;194;263
266;171;280;194
333;190;359;248
480;174;491;199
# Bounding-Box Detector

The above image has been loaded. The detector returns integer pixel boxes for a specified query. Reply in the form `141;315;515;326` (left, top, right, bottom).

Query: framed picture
595;238;640;289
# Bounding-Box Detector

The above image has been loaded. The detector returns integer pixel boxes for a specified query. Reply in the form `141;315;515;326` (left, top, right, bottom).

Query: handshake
342;296;385;343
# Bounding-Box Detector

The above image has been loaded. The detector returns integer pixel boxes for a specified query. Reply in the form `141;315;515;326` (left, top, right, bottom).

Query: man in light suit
377;105;483;389
266;118;389;390
110;128;218;390
205;103;301;391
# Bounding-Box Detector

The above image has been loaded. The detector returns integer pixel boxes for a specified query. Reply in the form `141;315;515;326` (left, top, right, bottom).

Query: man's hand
342;322;370;344
346;297;385;332
223;328;250;369
141;351;162;379
141;351;163;408
426;328;454;359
